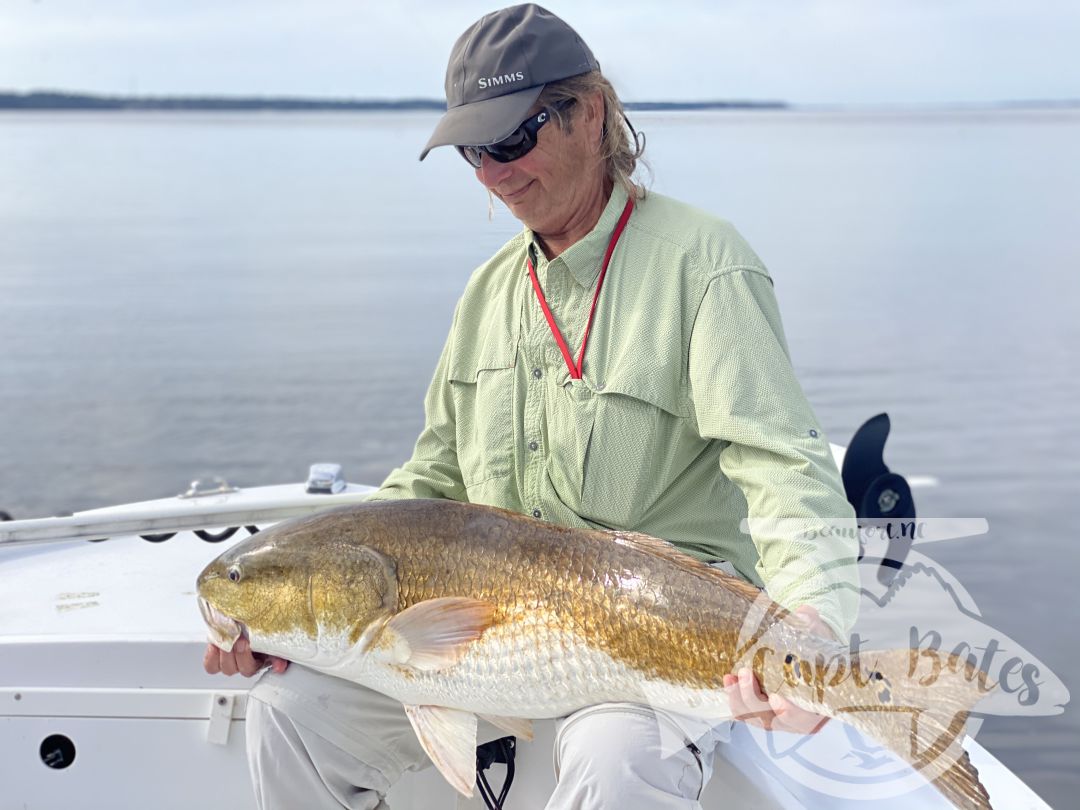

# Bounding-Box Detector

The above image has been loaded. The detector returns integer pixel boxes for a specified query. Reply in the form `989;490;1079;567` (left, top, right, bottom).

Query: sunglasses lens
487;138;531;164
494;127;529;151
458;106;565;168
456;145;483;168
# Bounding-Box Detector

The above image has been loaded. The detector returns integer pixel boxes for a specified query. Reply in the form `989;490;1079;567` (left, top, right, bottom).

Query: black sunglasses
457;98;576;168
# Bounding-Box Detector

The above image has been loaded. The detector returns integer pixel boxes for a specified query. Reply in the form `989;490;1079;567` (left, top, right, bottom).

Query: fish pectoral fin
383;596;495;672
404;704;478;798
480;714;535;741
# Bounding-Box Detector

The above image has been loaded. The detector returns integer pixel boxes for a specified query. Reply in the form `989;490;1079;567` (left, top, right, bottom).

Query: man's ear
585;91;605;149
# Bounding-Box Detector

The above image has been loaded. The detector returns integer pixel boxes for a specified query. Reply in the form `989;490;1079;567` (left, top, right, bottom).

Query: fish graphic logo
729;527;1069;801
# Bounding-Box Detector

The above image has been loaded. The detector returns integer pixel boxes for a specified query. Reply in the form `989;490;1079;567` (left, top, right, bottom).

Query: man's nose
477;153;512;187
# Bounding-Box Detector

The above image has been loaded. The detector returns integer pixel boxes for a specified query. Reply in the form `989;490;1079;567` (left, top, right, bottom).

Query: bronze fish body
196;499;993;808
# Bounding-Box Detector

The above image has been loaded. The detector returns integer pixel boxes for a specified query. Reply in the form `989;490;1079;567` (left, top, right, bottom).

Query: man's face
473;92;606;239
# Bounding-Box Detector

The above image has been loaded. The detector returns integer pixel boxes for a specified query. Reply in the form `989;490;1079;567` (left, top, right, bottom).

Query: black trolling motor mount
841;412;917;586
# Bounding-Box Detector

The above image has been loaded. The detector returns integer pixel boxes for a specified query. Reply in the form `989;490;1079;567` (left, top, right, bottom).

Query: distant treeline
0;91;787;112
0;92;446;111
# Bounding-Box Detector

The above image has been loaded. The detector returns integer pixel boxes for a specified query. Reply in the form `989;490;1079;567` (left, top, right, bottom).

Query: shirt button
532;509;542;519
532;368;543;379
528;440;539;451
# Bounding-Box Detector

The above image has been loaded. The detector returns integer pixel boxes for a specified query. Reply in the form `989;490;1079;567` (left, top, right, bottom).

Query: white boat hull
0;480;1049;809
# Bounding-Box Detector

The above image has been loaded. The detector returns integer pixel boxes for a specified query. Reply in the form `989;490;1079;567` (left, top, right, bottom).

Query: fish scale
368;506;747;693
197;499;995;809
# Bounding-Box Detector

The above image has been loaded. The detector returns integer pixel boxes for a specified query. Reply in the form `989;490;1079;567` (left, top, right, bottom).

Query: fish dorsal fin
608;530;765;603
404;704;478;797
480;714;535;741
379;596;495;672
610;530;681;556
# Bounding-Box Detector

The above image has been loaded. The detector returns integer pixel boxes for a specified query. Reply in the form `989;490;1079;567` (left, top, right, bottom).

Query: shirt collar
526;183;630;288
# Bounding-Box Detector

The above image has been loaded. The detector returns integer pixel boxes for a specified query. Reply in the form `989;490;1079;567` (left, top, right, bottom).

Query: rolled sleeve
689;268;859;638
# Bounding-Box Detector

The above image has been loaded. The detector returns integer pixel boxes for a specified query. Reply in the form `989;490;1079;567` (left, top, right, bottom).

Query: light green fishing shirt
370;184;859;637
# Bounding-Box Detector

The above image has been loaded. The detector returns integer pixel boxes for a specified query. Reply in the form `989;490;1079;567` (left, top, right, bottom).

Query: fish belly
334;623;733;724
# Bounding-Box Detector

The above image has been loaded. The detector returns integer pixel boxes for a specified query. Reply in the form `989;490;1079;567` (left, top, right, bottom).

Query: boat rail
0;487;374;548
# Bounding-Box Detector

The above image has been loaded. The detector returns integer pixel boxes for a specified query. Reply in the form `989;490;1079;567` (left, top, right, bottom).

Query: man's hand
723;604;833;735
203;639;289;677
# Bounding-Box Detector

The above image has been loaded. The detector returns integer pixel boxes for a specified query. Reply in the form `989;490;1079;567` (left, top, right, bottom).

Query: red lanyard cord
526;197;635;380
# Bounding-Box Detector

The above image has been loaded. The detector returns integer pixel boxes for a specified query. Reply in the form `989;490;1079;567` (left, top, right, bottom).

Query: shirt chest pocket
547;369;691;527
447;350;516;490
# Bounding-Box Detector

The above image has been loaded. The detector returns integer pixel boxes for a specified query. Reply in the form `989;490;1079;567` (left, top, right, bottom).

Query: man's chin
504;197;545;228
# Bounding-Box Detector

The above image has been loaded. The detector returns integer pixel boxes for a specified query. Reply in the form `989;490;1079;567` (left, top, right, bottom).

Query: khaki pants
247;665;734;810
246;665;954;809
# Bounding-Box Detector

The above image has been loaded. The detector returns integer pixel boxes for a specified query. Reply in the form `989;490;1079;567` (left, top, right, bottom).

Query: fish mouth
199;597;246;652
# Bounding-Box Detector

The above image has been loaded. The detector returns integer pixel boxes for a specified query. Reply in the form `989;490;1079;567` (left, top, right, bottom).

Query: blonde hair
537;71;648;200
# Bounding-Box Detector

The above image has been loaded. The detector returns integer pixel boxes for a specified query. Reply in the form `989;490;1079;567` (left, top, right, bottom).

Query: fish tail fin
930;757;994;810
823;648;994;809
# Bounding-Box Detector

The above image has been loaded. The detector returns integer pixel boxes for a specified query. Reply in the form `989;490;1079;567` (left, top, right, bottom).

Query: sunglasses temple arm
622;112;646;153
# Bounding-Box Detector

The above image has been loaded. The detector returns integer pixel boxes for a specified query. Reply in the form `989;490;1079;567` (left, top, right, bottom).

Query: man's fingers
218;648;239;676
737;668;770;710
231;638;259;677
725;671;772;729
794;604;820;621
768;694;830;735
204;639;290;678
203;643;221;675
725;667;830;736
792;604;837;641
768;693;806;728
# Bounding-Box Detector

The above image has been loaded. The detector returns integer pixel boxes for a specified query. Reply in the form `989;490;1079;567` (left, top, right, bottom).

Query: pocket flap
447;314;519;382
594;367;689;418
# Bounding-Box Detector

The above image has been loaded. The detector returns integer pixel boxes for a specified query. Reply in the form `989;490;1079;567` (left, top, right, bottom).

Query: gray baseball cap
419;4;599;161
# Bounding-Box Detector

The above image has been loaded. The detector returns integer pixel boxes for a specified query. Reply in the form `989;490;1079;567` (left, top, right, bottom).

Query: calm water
1;109;1078;805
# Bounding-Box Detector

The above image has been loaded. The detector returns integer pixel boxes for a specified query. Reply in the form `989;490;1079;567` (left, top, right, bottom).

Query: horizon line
1;89;1078;112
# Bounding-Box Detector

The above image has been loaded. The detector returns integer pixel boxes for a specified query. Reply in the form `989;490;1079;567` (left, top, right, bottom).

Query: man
205;5;860;808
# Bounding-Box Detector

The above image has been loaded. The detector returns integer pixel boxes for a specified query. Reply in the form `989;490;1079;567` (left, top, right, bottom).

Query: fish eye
227;565;242;583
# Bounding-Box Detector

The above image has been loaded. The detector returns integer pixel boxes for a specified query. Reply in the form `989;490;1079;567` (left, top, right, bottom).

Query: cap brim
419;84;545;161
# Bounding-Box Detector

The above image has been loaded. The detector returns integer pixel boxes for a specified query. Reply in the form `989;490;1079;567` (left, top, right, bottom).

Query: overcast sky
2;0;1078;104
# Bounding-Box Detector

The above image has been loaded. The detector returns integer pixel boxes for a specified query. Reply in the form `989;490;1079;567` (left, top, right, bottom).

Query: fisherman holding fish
201;5;919;808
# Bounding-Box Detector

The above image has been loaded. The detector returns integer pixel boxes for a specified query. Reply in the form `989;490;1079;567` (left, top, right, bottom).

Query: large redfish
196;499;993;808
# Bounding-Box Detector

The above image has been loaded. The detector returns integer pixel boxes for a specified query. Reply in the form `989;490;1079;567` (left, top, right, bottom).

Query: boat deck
0;483;1051;808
